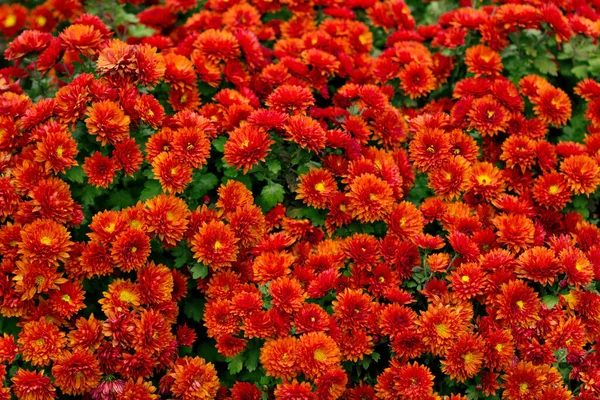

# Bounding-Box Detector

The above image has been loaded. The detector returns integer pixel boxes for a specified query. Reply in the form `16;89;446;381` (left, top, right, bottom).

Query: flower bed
1;0;600;399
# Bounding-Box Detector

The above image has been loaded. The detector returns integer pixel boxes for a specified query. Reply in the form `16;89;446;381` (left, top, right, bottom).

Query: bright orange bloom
67;315;103;352
133;309;173;354
18;219;72;266
191;220;239;269
298;332;341;380
502;361;544;400
51;351;102;396
151;152;193;194
332;288;373;330
11;369;56;400
98;279;141;315
168;357;220;400
119;378;159;400
269;276;306;314
375;361;435;399
252;250;295;285
532;85;572;127
34;124;79;174
417;302;467;356
194;29;240;63
346;173;394;223
172;126;212;169
144;194;190;247
273;380;315;399
260;337;301;381
85;100;131;146
448;262;485;300
18;319;66;367
464;44;503;76
95;39;136;82
468;96;509;136
266;85;315;115
399;62;436;99
111;227;151;272
0;334;18;364
82;152;118;188
428;155;471;200
135;44;166;88
516;246;560;285
493;213;534;253
284;115;327;153
560;247;594;287
532;172;571;209
560;154;600;195
409;128;451;172
494;280;541;327
441;334;485;382
224;125;274;173
296;168;338;209
59;24;103;55
216;180;255;214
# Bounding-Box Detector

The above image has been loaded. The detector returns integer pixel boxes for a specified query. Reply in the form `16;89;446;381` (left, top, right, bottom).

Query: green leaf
129;24;156;38
266;159;281;175
534;52;558;76
259;181;285;210
245;345;261;372
542;295;559;309
190;264;208;280
107;190;135;210
228;353;244;375
140;180;162;201
183;298;205;321
571;65;589;79
172;243;192;269
188;173;219;199
80;186;102;206
213;136;227;153
64;166;85;184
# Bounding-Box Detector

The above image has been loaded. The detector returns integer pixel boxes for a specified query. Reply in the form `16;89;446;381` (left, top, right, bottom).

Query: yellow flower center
495;344;503;352
35;276;45;285
314;349;326;362
487;110;494;119
56;146;64;158
379;276;385;283
4;15;16;28
106;223;116;233
516;300;525;310
548;185;559;195
461;275;470;282
339;204;347;212
436;323;449;337
315;182;326;193
462;352;474;365
187;143;194;150
131;246;137;253
477;175;490;185
171;167;178;175
359;33;370;45
40;236;52;245
214;240;223;250
62;294;72;303
427;146;435;153
119;290;136;303
36;16;47;27
241;140;249;148
369;193;378;201
520;383;528;393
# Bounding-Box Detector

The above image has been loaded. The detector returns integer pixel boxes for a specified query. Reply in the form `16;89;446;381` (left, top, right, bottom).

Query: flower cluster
1;0;600;399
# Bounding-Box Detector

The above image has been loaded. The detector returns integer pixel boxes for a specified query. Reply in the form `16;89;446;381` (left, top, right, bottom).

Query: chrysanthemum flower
230;382;263;400
96;39;136;82
273;380;315;400
314;369;348;400
51;351;102;396
375;361;434;400
346;173;394;223
560;247;594;287
493;213;534;253
417;302;466;356
133;309;173;354
465;44;503;76
144;194;190;247
224;125;274;173
483;329;514;370
500;136;537;172
494;280;541;327
11;369;56;400
332;288;373;330
171;126;211;169
516;246;560;285
532;85;572;127
252;250;295;285
398;62;436;99
269;276;307;314
82;152;118;188
135;44;166;88
119;378;159;400
560;154;600;195
49;280;85;318
298;331;341;380
111;227;151;272
99;279;141;315
59;24;103;55
18;218;72;266
151;152;193;194
428;155;471;200
468;96;509;136
408;128;451;172
448;262;485;300
67;315;103;352
532;172;571;209
441;334;485;382
284;115;327;153
260;337;301;380
112;138;143;177
296;168;338;209
194;29;240;63
266;84;315;115
34;124;78;174
137;262;174;305
85;100;131;145
191;220;238;269
5;29;53;61
0;333;17;364
163;53;196;90
18;319;66;367
502;361;544;400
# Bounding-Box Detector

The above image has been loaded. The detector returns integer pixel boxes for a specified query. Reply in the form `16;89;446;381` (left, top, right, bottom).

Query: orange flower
441;334;485;382
428;155;471;200
119;378;159;400
163;53;197;90
493;213;534;253
417;302;466;356
34;124;79;174
191;220;239;269
375;361;435;399
137;262;174;305
532;85;572;127
464;44;503;76
133;309;173;354
98;279;141;315
135;44;166;88
560;247;594;287
51;351;102;396
144;194;190;247
85;100;131;145
18;218;72;266
516;246;560;285
298;332;341;380
269;276;307;314
532;172;571;209
0;334;17;364
172;127;211;169
11;369;56;400
260;337;301;381
266;84;314;115
194;29;240;63
408;127;451;172
346;173;394;223
296;168;338;209
448;263;485;300
284;115;327;153
224;125;274;173
151;152;193;194
252;250;295;285
82;152;118;188
560;154;600;195
332;288;373;330
168;357;220;400
18;319;66;367
502;361;544;400
96;39;137;82
468;96;509;136
216;180;255;213
59;24;103;55
67;315;103;352
398;62;436;99
467;161;505;200
111;227;151;272
494;280;541;327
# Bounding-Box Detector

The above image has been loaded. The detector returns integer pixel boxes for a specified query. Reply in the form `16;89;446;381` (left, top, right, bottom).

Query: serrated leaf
183;298;205;322
129;24;156;38
245;346;260;372
534;53;558;76
188;173;218;199
213;136;227;152
107;190;135;210
259;181;285;210
80;186;102;206
140;180;162;201
542;295;559;309
172;243;192;269
64;165;85;184
228;353;244;375
266;160;281;175
190;264;208;280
